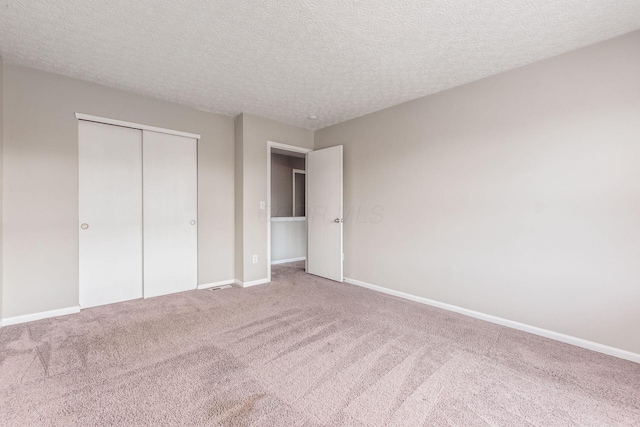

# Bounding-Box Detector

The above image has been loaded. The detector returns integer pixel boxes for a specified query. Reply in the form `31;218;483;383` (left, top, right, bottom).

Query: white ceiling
1;1;639;130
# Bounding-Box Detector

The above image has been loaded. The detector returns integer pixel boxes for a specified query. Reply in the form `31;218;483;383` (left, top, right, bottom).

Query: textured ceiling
1;1;639;129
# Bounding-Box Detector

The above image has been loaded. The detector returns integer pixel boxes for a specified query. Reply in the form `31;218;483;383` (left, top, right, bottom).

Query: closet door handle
80;223;89;230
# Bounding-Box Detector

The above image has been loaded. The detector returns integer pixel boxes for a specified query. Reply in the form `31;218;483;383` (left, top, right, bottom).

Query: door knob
334;218;343;223
80;223;89;230
190;220;196;225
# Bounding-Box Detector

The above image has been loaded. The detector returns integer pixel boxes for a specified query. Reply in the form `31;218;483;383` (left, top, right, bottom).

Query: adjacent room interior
269;147;308;269
0;1;639;425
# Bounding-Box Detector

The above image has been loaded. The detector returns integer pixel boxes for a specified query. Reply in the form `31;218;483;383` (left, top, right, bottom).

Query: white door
307;145;343;282
79;121;143;308
143;130;198;298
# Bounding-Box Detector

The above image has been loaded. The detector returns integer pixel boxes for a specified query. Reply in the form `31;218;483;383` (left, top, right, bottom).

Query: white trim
234;278;271;288
268;141;313;154
267;144;272;282
344;277;640;364
75;113;201;139
267;140;310;283
197;280;235;290
271;217;306;222
271;256;306;265
1;306;81;327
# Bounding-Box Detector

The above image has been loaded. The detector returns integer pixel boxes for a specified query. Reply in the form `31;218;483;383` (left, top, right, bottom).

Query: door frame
291;169;306;217
267;141;313;281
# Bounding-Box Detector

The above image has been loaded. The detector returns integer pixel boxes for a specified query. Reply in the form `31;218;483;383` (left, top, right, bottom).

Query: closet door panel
143;130;198;298
79;121;143;308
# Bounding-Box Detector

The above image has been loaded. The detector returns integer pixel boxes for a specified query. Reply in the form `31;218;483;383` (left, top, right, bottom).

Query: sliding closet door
79;121;143;308
143;130;198;298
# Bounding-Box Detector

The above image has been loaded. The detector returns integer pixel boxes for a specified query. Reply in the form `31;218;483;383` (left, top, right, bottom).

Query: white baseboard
234;278;271;288
271;257;306;265
344;277;640;364
1;306;81;327
197;280;235;290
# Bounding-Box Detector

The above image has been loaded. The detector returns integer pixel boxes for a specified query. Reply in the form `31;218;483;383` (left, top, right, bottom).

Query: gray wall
235;113;313;283
2;64;235;318
0;57;3;321
271;153;305;217
234;114;244;283
315;31;640;354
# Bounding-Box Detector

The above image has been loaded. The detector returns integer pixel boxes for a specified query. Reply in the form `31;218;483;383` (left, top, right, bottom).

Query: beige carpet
0;261;638;426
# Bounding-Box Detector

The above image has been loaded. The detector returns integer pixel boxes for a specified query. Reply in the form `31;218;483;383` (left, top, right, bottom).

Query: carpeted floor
0;261;638;426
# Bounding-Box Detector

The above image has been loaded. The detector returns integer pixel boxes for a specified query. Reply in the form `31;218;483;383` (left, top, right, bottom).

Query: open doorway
267;142;312;280
267;141;344;283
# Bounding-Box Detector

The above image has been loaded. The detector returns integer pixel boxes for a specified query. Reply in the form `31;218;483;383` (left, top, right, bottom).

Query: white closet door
79;121;143;308
143;130;198;298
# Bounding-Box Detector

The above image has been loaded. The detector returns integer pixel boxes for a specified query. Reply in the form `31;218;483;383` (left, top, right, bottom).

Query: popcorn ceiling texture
1;0;639;129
